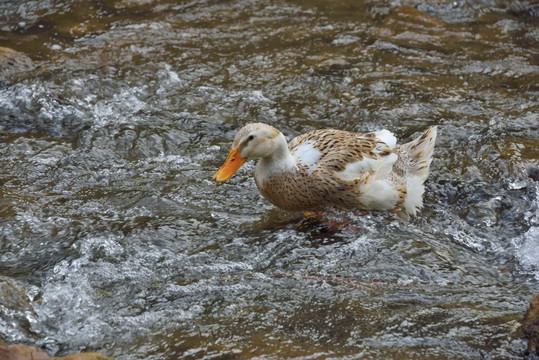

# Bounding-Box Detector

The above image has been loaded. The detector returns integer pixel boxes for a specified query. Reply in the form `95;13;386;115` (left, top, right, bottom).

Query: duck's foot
302;210;362;233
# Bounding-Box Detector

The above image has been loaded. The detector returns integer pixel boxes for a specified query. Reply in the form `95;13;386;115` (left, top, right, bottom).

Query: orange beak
213;146;247;182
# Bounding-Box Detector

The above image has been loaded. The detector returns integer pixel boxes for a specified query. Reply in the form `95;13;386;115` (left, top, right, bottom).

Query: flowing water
0;0;538;359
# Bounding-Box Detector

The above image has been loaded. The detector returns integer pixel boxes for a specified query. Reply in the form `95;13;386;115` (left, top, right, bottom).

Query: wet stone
311;57;351;76
0;47;35;80
0;278;35;343
53;352;114;360
522;294;539;356
0;344;50;360
373;6;450;52
527;164;539;182
0;344;114;360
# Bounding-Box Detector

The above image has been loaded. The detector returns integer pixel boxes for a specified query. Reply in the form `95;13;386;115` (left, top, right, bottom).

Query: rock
0;344;50;360
372;6;494;54
0;47;35;80
527;164;539;182
53;352;114;360
0;278;35;340
313;57;351;76
0;344;114;360
522;294;539;356
387;6;447;27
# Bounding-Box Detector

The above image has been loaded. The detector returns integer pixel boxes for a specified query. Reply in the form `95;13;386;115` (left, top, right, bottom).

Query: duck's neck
255;133;296;182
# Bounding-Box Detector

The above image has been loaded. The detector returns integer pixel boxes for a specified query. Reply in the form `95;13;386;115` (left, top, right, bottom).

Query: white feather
292;142;322;175
254;133;296;184
403;175;425;216
336;153;398;182
359;179;400;210
374;130;396;149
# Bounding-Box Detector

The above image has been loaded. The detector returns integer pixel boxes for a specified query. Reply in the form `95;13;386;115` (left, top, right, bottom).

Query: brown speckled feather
289;129;392;172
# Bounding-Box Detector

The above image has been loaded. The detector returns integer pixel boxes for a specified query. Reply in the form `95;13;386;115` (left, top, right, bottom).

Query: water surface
1;0;538;359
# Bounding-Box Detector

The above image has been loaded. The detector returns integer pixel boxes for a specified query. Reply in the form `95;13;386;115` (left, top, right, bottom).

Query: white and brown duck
214;123;437;218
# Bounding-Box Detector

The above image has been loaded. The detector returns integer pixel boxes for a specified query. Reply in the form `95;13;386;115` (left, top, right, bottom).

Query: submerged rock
0;344;113;360
0;47;35;79
0;344;49;360
522;294;539;356
527;164;539;182
53;352;114;360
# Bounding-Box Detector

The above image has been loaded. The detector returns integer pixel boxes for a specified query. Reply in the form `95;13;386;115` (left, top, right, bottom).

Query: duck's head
213;123;281;182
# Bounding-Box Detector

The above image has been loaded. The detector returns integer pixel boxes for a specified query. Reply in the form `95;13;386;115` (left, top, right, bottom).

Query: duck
213;123;437;218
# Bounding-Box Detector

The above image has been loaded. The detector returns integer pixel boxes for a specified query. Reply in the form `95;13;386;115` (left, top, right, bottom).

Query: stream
1;0;538;359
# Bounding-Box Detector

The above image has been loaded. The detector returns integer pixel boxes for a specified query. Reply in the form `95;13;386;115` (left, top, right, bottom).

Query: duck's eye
247;135;255;141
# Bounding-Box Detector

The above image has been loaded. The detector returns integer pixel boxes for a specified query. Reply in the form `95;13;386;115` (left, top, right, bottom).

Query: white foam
514;226;539;280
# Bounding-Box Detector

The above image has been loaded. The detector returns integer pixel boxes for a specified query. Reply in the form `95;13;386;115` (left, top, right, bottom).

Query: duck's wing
288;129;404;212
289;129;398;179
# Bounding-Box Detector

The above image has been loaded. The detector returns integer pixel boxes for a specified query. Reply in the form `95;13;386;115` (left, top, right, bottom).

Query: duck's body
214;123;437;218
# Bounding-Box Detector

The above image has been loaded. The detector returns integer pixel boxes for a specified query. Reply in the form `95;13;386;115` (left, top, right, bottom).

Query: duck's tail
397;127;437;218
403;126;437;182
